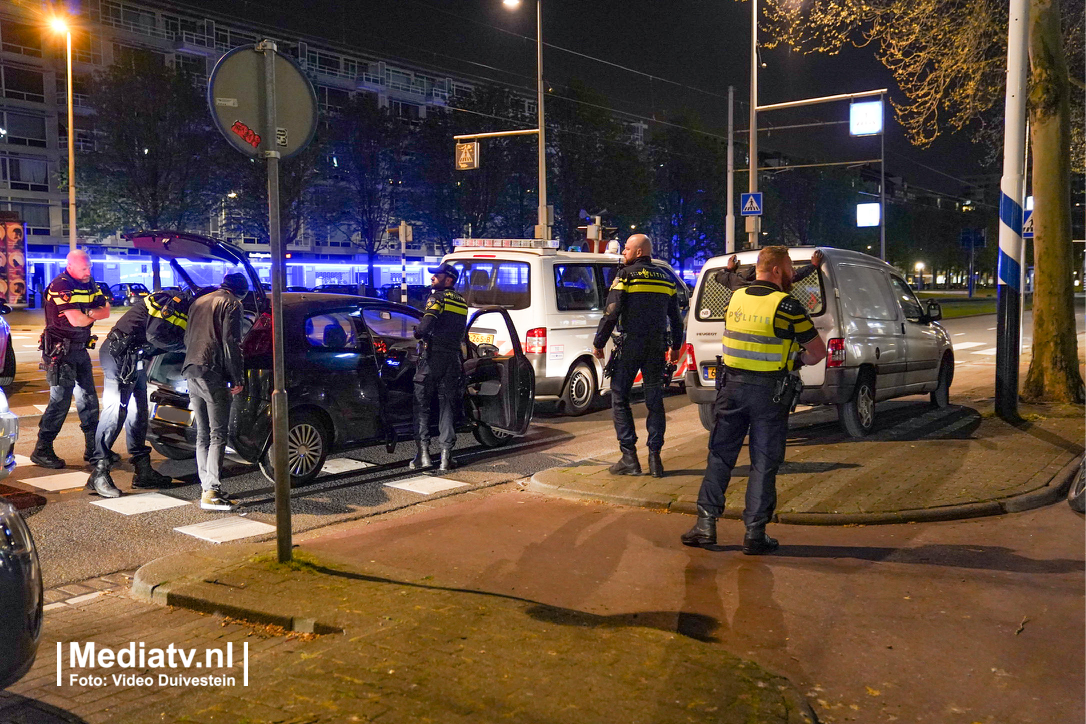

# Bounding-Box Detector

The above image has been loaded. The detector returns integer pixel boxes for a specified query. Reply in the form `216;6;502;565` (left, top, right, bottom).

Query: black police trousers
413;350;462;451
93;336;152;465
38;347;99;443
696;378;790;532
610;337;667;454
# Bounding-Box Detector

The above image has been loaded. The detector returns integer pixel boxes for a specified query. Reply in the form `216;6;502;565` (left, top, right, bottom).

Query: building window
171;53;205;76
1;66;45;103
112;44;167;66
2;201;50;235
1;156;49;192
2;112;47;148
0;19;43;58
390;100;420;120
73;34;104;65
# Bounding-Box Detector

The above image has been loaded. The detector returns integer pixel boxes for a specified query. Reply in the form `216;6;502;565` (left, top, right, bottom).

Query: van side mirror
926;300;942;322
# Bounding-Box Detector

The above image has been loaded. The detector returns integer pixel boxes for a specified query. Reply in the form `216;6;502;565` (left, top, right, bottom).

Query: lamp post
502;0;549;240
50;17;76;252
914;261;925;291
748;0;759;251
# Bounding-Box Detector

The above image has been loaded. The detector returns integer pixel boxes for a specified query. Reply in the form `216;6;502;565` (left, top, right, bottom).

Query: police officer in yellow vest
412;262;469;472
682;246;827;554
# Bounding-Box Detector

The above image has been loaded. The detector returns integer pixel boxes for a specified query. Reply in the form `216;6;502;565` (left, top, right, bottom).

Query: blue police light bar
849;99;883;136
856;202;881;227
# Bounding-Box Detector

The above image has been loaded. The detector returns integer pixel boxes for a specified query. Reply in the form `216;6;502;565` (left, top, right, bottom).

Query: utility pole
995;0;1029;422
726;86;735;254
747;0;759;250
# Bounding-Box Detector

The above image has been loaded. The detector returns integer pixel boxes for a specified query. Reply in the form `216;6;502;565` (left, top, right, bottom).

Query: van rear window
695;263;824;321
451;261;531;310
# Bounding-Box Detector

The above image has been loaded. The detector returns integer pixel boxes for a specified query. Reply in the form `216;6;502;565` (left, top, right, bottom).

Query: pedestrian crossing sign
741;192;763;216
1022;209;1033;239
455;141;479;171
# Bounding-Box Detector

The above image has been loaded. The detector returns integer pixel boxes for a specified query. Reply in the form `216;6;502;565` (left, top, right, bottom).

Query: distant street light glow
856;202;880;227
502;0;521;7
49;17;68;34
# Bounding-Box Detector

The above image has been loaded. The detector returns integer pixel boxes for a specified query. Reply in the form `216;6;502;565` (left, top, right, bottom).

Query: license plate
153;404;191;425
468;332;495;345
703;365;716;381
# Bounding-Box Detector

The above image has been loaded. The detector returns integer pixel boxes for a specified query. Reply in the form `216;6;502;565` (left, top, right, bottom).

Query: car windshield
131;284;149;293
451;260;530;310
694;257;825;322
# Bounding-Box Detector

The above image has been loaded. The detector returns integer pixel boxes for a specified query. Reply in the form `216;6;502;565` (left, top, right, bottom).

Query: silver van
685;246;954;436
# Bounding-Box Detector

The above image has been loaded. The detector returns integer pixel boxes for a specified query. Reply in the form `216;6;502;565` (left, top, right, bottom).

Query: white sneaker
200;489;238;511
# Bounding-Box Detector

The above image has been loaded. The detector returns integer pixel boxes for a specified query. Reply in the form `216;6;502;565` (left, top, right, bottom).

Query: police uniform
684;280;819;552
90;293;187;492
412;264;468;471
593;256;684;476
33;271;107;466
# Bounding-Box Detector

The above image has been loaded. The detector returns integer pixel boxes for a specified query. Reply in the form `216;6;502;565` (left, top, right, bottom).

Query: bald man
593;234;684;477
31;250;111;473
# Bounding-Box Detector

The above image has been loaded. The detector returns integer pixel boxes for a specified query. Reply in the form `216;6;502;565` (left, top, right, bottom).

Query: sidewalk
530;398;1083;524
132;539;817;724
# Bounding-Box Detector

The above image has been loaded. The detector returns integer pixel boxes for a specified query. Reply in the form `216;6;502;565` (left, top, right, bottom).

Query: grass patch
251;549;331;574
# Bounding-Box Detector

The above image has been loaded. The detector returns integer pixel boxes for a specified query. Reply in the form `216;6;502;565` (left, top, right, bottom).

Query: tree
762;0;1085;402
408;86;528;252
220;138;326;248
78;50;229;288
317;95;408;289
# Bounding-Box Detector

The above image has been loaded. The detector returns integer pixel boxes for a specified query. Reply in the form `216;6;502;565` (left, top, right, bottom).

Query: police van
685;246;954;437
441;239;693;415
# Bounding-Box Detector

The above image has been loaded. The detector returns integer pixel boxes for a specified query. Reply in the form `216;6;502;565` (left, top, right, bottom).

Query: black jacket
593;257;684;351
414;288;468;354
181;288;245;386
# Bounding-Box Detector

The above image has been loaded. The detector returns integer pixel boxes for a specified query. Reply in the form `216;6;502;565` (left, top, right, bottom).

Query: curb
130;545;343;635
529;453;1083;526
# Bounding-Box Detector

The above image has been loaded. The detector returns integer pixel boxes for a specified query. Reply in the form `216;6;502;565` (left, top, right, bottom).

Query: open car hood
126;230;265;303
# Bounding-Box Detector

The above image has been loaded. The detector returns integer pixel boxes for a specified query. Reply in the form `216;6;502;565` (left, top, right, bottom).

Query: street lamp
748;0;759;251
915;261;925;291
50;16;76;252
502;0;549;240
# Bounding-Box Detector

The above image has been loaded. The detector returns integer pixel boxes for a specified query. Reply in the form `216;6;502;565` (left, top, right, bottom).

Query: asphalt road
3;312;1082;590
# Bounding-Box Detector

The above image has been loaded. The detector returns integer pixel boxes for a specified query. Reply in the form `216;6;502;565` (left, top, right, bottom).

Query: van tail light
525;327;547;355
826;338;846;368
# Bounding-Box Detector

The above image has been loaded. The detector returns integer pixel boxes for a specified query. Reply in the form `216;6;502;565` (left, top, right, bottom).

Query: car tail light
525;327;546;355
826;338;846;368
683;343;695;362
242;312;273;357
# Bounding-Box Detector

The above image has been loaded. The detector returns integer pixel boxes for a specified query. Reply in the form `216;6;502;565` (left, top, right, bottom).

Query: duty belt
723;370;785;388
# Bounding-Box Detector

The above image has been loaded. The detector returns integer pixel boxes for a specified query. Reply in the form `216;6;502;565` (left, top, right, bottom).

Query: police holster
773;373;803;412
39;330;72;387
603;333;625;379
107;330;148;386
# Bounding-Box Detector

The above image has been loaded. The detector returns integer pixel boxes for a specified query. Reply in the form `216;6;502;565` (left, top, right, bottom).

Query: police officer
30;250;110;469
593;234;684;478
681;246;827;554
411;262;468;473
85;290;188;497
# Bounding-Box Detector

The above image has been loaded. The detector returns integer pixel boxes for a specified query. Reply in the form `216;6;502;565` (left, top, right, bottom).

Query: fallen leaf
865;686;881;697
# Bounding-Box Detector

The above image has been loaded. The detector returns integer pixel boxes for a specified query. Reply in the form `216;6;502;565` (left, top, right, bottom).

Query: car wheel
839;371;876;438
150;439;194;461
473;423;513;448
1068;460;1085;514
561;362;597;416
0;335;15;387
259;411;330;486
698;402;715;432
929;355;953;408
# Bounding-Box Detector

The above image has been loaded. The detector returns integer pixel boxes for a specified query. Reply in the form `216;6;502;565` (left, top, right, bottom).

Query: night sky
181;0;992;197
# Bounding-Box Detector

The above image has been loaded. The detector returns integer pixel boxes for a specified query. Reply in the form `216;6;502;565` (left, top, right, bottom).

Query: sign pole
995;0;1029;422
400;220;407;303
726;85;735;254
968;237;975;298
258;39;292;563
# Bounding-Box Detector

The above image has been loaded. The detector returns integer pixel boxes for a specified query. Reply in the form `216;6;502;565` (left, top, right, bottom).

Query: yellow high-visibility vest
721;287;800;373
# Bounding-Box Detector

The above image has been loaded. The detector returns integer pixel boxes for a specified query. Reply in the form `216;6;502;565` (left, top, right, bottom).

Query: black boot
681;505;717;547
608;449;642;476
647;451;664;478
438;449;456;472
742;529;780;555
83;431;96;463
131;455;173;489
85;462;122;498
409;442;432;471
30;439;65;469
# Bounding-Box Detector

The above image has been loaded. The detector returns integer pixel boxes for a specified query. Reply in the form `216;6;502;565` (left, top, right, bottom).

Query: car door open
463;308;534;436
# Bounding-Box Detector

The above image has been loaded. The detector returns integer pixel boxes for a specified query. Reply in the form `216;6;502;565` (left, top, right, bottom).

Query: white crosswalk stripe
20;471;87;491
92;493;189;515
385;475;467;495
175;516;276;543
953;342;986;350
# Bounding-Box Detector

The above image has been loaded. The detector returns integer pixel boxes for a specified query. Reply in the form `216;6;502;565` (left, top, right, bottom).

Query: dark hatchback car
1;500;43;689
131;231;535;485
110;282;151;306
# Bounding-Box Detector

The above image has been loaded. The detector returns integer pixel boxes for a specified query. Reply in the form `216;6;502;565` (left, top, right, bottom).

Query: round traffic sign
207;43;317;160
